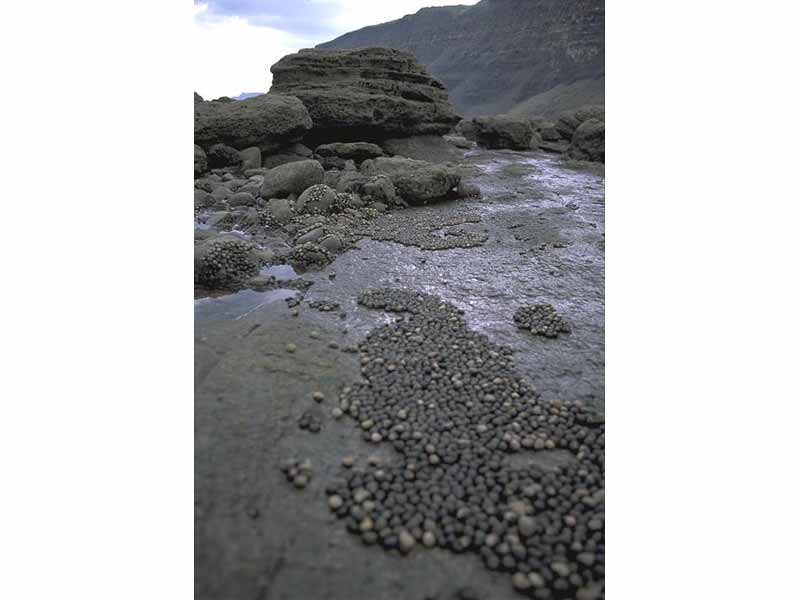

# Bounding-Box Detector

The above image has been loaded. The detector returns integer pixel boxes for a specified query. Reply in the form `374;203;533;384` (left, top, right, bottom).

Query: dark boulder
555;105;605;140
454;119;476;141
334;172;399;205
194;144;207;178
269;47;460;145
360;156;460;205
238;147;261;171
260;159;324;199
194;93;312;152
473;115;534;150
568;118;604;163
261;153;307;170
207;144;242;169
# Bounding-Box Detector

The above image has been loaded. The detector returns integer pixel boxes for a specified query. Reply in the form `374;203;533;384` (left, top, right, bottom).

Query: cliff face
317;0;604;118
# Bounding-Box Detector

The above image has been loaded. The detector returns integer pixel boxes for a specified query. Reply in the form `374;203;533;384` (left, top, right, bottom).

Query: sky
193;0;479;100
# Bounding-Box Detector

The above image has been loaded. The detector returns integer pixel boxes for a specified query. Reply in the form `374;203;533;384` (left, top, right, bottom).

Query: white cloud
315;0;478;34
193;3;315;100
193;0;479;99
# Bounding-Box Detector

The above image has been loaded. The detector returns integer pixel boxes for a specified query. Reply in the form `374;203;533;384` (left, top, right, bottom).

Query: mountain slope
318;0;604;118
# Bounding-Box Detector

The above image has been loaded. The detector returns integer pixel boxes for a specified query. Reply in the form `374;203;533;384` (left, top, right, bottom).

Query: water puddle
260;264;299;280
195;288;298;324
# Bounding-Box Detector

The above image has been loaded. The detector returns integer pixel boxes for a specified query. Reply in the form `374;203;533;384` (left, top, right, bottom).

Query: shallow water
260;264;299;280
196;149;604;405
305;150;604;406
194;288;298;323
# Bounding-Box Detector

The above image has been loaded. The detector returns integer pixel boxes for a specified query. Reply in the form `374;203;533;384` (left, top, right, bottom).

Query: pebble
328;495;343;510
281;457;312;489
551;561;570;577
398;530;416;554
527;573;545;588
341;456;354;468
297;411;322;433
285;343;297;353
422;531;436;547
511;573;531;591
331;407;344;419
517;515;537;537
312;391;325;403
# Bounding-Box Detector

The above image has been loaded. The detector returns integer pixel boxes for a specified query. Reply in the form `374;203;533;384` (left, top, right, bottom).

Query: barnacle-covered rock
194;235;261;288
266;198;294;224
289;242;333;269
293;224;326;245
295;184;337;215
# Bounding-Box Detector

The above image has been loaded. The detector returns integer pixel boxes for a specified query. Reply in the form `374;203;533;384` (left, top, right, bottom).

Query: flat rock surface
196;149;604;600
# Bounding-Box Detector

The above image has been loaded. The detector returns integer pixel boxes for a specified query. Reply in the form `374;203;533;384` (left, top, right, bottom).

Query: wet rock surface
195;148;604;600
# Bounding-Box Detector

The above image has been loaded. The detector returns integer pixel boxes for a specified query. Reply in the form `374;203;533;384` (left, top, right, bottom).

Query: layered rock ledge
269;47;460;145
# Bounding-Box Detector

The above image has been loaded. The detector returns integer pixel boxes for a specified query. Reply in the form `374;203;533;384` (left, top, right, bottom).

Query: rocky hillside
317;0;604;119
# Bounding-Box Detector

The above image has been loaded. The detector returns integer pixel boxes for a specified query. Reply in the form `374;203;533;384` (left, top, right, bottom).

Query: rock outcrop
194;93;312;152
473;116;534;151
269;47;460;145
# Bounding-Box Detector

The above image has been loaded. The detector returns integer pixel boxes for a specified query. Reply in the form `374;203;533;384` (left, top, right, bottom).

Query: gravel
322;289;604;598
